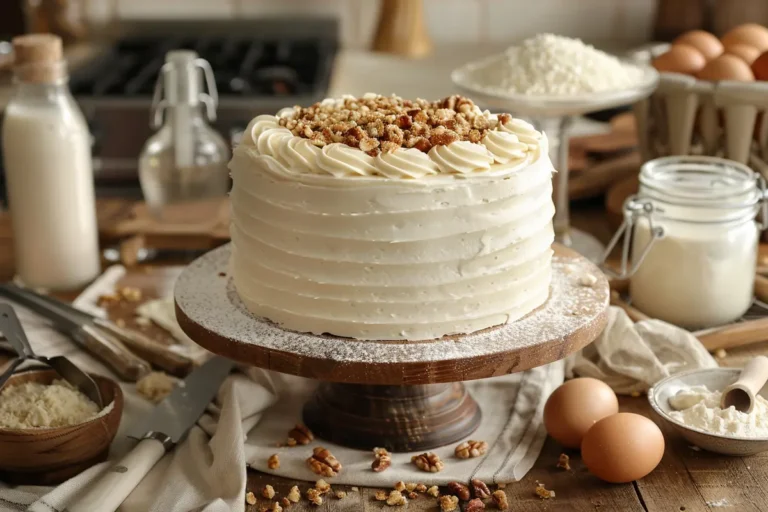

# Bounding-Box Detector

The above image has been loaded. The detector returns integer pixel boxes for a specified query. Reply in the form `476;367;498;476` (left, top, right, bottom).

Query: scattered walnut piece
267;454;280;470
535;482;555;499
286;437;297;447
455;440;489;459
315;479;331;494
557;453;571;470
492;490;509;510
439;495;459;511
415;483;427;493
335;491;347;500
405;482;417;492
288;424;314;445
375;490;388;501
386;490;408;506
280;497;291;508
306;488;323;506
268;502;282;512
407;491;418;500
411;452;444;472
262;485;275;500
245;491;257;505
394;481;406;492
286;486;300;503
119;286;142;302
97;293;120;307
427;485;440;497
465;498;486;511
307;447;342;477
136;371;175;404
447;481;471;501
471;479;491;499
372;447;392;472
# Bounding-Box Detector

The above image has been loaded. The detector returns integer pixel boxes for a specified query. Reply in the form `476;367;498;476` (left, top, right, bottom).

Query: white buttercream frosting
229;97;555;340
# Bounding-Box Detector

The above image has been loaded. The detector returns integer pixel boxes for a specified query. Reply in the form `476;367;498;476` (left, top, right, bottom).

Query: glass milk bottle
138;50;229;223
603;156;766;329
2;34;99;290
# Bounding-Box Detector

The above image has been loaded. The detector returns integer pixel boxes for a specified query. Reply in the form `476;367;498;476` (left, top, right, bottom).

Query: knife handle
73;325;151;382
67;437;166;512
93;318;194;377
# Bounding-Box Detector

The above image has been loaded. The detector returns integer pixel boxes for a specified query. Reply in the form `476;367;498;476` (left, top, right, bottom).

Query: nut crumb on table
535;481;555;499
439;495;459;511
465;498;486;511
447;481;470;501
375;490;388;501
427;486;440;497
394;481;406;492
557;453;571;470
335;491;346;499
245;491;257;505
386;490;408;506
306;488;323;506
286;486;300;503
471;479;491;499
136;371;175;403
492;490;510;510
267;454;279;470
315;479;331;494
262;485;275;499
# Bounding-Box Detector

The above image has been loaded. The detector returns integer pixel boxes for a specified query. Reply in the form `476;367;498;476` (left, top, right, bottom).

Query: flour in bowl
0;379;101;429
459;33;645;96
668;385;768;438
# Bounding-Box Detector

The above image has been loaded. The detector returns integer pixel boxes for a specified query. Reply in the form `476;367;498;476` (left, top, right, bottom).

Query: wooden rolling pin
695;317;768;351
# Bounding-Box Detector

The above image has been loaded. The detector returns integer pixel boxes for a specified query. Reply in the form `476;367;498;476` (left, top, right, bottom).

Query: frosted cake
229;94;555;340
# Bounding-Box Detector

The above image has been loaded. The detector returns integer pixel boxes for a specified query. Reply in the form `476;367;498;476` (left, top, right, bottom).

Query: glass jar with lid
604;155;767;329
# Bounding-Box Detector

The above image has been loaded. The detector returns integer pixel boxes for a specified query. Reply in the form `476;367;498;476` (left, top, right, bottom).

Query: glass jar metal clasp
150;57;219;129
599;196;665;280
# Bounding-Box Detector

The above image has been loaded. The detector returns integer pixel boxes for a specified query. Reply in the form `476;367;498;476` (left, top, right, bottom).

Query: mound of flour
462;33;645;96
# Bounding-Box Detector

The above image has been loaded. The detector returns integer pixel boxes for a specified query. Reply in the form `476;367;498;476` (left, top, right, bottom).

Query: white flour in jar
458;33;645;96
668;385;768;438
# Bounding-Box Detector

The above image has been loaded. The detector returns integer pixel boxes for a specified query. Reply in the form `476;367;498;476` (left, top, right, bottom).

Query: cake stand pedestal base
303;382;481;452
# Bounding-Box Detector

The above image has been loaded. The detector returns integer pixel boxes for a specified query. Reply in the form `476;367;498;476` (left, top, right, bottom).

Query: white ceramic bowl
648;368;768;456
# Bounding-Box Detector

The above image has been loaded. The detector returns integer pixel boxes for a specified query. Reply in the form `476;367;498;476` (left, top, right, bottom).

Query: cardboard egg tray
633;72;768;176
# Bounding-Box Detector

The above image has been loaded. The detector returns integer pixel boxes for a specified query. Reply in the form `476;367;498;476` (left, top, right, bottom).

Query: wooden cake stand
175;244;609;452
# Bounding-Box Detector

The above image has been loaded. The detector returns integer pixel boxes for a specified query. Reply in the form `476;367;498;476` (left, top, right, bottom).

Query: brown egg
543;378;619;449
723;43;761;65
753;51;768;80
652;44;707;75
721;23;768;52
581;413;665;484
697;53;755;81
673;30;723;60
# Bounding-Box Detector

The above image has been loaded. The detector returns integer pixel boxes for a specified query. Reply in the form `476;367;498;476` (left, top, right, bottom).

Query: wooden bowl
0;368;123;484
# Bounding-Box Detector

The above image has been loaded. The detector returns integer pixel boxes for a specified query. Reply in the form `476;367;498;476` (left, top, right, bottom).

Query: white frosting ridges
229;108;556;340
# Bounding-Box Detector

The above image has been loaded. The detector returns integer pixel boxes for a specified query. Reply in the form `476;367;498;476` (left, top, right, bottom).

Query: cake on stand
175;244;609;452
452;61;659;261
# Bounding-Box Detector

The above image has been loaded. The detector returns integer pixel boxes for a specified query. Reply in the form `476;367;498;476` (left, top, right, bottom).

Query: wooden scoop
721;356;768;413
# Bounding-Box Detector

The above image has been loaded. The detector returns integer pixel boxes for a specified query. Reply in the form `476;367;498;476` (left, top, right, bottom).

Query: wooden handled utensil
721;356;768;413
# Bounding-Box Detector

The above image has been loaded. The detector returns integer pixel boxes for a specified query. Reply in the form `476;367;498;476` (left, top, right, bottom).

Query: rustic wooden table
1;202;767;512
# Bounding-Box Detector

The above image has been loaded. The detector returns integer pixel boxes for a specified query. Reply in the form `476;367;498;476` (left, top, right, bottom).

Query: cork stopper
12;34;64;83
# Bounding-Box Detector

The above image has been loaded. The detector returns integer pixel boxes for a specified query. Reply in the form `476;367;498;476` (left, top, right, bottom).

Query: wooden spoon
721;356;768;413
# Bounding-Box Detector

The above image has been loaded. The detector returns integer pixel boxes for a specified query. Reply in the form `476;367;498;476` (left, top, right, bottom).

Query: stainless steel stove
69;19;338;185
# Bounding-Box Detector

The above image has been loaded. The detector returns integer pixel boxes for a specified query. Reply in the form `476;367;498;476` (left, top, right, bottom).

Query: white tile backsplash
95;0;658;46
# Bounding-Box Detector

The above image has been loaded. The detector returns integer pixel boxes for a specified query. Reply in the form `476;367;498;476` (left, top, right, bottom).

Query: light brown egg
697;53;755;81
581;413;665;484
673;30;723;60
651;44;707;75
753;51;768;80
543;378;619;449
723;43;761;65
721;23;768;52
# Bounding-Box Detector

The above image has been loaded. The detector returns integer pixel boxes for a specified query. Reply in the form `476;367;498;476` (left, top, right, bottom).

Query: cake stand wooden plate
175;243;609;451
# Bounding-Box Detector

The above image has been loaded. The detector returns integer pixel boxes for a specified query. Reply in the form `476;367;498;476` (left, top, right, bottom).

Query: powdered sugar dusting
174;245;607;365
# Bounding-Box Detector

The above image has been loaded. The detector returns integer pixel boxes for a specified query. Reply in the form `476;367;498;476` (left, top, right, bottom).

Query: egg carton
633;72;768;177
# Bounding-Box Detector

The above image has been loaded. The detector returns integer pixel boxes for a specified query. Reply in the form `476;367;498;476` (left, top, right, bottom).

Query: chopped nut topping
557;453;571;470
455;440;489;459
427;485;440;497
246;491;257;505
492;490;509;510
372;447;391;472
471;479;491;499
411;452;444;472
394;481;406;492
267;454;280;470
288;424;314;445
262;485;275;500
374;490;388;501
315;479;331;494
335;491;347;500
535;481;555;499
286;486;300;503
306;488;323;506
465;498;486;511
415;483;427;493
439;495;459;511
307;447;342;477
386;490;408;506
447;481;471;501
278;95;509;156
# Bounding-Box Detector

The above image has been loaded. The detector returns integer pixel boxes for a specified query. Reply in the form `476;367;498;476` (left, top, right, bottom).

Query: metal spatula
0;304;103;408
